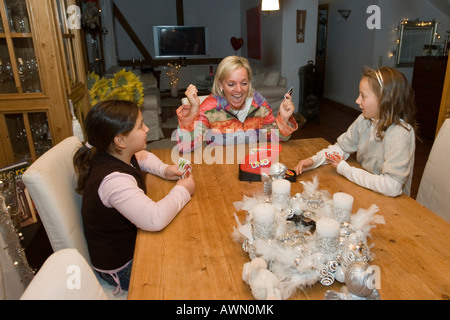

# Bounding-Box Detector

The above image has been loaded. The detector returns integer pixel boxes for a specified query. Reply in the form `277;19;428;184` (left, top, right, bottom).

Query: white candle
253;203;275;224
333;192;353;223
272;179;291;194
316;218;340;237
333;192;353;210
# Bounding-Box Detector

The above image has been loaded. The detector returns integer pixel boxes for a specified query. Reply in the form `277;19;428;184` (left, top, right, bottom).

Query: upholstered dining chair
20;248;107;300
22;136;126;299
416;118;450;222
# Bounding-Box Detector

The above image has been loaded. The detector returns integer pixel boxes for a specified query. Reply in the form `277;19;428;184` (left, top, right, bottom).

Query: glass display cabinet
0;0;89;167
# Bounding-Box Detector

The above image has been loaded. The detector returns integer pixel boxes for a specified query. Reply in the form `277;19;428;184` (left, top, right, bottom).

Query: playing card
178;158;192;179
325;151;342;162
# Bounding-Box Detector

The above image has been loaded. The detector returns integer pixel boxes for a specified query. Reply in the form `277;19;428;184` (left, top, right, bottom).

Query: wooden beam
176;0;184;26
113;3;154;64
114;1;222;68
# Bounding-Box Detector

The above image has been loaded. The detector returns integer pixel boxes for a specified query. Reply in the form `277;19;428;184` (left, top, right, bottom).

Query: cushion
263;70;280;86
140;73;157;91
252;72;266;87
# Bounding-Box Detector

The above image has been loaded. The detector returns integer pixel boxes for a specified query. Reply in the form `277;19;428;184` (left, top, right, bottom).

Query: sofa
251;67;287;116
103;67;164;141
139;72;164;141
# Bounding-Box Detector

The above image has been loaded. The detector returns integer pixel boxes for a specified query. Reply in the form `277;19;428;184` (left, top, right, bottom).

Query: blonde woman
176;56;298;152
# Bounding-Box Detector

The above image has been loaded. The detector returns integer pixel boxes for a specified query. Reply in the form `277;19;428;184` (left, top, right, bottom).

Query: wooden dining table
128;138;450;300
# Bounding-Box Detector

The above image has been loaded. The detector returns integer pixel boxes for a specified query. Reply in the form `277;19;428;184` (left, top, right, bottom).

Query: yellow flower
86;69;144;106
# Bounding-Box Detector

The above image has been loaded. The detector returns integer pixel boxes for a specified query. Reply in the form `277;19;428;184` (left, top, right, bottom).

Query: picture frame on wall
297;10;306;43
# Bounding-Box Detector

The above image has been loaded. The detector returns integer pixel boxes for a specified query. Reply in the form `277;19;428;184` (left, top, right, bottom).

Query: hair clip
375;69;384;88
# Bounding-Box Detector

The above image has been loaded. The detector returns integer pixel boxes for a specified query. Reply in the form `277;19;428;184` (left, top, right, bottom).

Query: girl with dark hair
73;100;194;294
294;67;416;197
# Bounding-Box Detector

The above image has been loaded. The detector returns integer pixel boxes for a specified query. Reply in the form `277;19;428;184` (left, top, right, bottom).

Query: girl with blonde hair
294;67;416;197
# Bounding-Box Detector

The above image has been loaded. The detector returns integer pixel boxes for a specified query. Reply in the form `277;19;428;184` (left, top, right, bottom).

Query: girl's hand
294;158;314;175
176;174;195;195
278;94;295;123
164;165;183;180
325;152;342;169
327;157;341;169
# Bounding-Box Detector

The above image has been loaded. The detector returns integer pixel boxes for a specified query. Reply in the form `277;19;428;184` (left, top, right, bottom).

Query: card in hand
178;157;192;179
325;151;342;162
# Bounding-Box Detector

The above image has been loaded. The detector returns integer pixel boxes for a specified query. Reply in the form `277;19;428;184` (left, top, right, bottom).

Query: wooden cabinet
412;56;448;139
0;0;89;167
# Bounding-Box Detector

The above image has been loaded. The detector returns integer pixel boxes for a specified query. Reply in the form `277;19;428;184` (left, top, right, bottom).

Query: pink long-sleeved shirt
97;150;191;231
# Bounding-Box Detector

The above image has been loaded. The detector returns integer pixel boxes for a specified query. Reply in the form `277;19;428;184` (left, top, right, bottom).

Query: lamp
262;0;279;11
338;9;351;20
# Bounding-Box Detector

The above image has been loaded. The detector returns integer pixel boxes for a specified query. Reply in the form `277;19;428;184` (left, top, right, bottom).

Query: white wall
109;0;449;107
323;0;449;110
113;0;241;90
281;0;319;113
240;0;318;112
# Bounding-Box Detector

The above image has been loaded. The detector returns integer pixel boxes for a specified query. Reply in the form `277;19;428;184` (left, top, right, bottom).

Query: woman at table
176;55;298;152
294;67;416;197
73;100;195;294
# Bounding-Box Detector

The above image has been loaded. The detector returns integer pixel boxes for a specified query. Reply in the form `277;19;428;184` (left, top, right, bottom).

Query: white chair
22;136;126;299
416;118;450;222
20;248;107;300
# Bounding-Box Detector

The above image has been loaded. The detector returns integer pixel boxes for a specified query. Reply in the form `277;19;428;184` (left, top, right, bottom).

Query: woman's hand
294;158;314;175
279;94;295;123
184;84;201;117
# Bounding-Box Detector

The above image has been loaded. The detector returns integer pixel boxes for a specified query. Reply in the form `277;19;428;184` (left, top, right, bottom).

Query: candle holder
315;218;340;255
232;176;384;300
333;192;354;223
252;203;275;240
271;179;291;210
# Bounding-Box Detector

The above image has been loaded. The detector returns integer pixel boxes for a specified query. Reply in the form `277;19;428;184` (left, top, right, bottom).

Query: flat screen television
153;26;210;58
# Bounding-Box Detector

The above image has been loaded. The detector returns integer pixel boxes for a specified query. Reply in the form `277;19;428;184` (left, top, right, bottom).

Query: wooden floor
22;98;434;272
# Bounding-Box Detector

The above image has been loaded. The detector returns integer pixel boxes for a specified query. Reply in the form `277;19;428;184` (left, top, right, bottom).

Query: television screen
153;26;210;58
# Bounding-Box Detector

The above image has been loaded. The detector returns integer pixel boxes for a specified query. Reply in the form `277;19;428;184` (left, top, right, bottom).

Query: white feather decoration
350;204;385;236
300;175;319;194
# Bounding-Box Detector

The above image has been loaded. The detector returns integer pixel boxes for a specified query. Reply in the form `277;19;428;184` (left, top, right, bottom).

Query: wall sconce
338;9;352;20
262;0;280;11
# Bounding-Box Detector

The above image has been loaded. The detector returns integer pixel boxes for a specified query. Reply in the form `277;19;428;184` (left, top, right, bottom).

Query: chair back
22;136;90;262
20;248;107;300
416;118;450;222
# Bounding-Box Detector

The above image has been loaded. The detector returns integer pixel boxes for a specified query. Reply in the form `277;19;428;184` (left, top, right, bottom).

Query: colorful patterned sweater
176;90;298;152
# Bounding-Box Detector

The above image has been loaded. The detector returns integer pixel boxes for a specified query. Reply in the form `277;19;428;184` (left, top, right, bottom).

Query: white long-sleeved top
308;114;415;197
98;150;191;231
